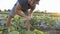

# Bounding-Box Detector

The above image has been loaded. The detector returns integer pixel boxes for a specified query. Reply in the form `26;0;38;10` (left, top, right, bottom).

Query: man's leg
6;16;13;32
26;20;31;31
23;11;31;31
7;1;21;29
2;1;21;33
2;16;13;34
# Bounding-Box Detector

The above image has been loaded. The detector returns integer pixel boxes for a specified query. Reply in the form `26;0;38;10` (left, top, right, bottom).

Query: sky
0;0;60;13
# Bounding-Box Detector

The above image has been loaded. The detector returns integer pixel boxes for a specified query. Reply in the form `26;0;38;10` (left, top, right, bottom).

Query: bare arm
25;9;33;31
28;9;33;16
16;10;26;17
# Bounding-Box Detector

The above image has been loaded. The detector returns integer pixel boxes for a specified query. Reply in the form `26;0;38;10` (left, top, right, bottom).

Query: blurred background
0;0;60;34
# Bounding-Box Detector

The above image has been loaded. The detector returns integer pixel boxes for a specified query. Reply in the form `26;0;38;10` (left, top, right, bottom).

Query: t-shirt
18;0;35;11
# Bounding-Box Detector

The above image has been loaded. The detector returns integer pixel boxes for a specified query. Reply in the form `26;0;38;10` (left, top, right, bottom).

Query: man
4;0;40;32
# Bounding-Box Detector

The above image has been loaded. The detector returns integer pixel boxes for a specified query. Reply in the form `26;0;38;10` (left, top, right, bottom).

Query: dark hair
36;0;40;1
34;0;40;4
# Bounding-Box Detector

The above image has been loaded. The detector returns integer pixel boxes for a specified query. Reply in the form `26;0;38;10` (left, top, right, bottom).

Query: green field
0;10;60;34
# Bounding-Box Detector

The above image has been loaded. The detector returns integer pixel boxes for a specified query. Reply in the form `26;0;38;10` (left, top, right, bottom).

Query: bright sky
0;0;60;12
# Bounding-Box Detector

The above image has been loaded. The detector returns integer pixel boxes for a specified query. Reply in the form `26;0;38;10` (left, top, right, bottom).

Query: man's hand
25;16;31;31
24;16;31;20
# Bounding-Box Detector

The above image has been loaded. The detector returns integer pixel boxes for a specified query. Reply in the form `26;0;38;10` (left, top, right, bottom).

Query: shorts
9;1;29;18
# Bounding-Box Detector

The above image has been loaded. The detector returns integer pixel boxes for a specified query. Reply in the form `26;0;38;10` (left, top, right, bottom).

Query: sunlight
0;0;60;13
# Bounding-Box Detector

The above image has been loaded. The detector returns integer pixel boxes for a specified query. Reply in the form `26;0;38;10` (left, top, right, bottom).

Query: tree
4;9;7;12
8;9;10;12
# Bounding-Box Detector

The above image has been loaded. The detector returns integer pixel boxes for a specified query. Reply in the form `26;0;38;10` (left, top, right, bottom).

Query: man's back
18;0;31;10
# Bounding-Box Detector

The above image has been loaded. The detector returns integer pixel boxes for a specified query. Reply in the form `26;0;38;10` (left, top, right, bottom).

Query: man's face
30;0;40;6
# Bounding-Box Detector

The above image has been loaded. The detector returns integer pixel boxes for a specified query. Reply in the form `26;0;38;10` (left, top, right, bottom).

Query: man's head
28;0;40;6
31;0;40;6
34;0;40;5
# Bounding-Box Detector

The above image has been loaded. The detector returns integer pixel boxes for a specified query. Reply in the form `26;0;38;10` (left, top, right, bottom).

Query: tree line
0;9;10;12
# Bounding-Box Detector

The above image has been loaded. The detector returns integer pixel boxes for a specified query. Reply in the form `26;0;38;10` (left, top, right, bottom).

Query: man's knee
9;11;16;18
8;16;13;19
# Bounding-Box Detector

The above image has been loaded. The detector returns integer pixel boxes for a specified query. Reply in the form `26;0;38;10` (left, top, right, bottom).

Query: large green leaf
9;31;19;34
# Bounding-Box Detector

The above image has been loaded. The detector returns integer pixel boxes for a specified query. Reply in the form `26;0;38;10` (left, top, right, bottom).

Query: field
0;10;60;34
